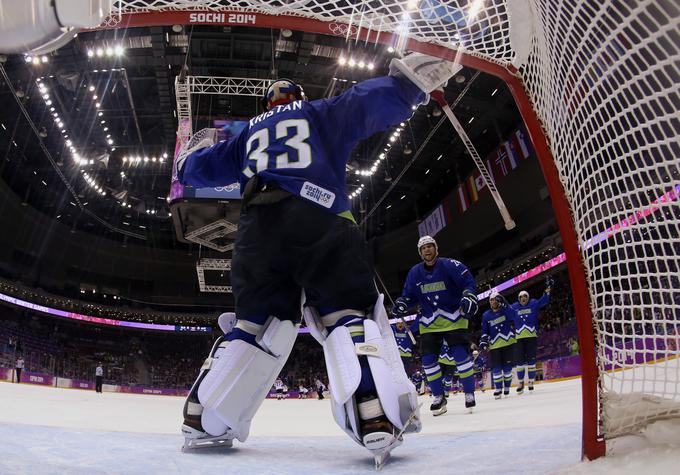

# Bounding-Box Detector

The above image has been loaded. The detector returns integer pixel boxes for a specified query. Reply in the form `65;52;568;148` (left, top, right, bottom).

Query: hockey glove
545;276;555;294
460;289;479;317
392;297;410;317
389;52;463;94
479;335;489;351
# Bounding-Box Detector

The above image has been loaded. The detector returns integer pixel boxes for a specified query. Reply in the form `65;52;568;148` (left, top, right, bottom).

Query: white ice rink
0;377;678;474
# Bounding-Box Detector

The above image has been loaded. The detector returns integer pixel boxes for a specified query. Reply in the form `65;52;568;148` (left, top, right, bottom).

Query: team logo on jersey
420;281;446;293
301;182;335;208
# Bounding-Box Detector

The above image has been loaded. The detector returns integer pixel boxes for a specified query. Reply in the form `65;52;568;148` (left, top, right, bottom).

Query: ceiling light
358;61;365;68
41;56;48;63
114;45;124;56
162;152;168;159
107;139;113;145
338;57;347;66
32;57;40;65
348;58;356;67
87;49;94;58
24;56;32;63
95;102;100;108
387;46;395;53
89;85;95;92
96;48;104;57
367;63;374;70
105;47;113;56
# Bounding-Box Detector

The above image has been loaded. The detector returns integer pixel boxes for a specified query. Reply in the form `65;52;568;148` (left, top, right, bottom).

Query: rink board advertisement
542;355;582;380
602;335;678;370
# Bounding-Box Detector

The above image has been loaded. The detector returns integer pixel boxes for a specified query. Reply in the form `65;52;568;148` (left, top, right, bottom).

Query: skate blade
371;436;402;470
374;450;391;470
432;407;448;417
182;435;234;452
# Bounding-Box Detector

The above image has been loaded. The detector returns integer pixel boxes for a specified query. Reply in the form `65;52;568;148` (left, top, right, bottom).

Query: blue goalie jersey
178;76;425;218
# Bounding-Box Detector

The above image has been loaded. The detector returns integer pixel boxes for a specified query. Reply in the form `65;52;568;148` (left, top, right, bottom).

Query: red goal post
99;0;680;461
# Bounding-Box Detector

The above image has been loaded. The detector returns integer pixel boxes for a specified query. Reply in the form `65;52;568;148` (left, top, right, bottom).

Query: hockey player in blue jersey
511;278;552;393
392;319;416;368
480;292;517;399
177;53;463;467
392;235;479;416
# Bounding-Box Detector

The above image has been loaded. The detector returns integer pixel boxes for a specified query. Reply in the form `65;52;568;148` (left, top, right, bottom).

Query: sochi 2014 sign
188;12;256;25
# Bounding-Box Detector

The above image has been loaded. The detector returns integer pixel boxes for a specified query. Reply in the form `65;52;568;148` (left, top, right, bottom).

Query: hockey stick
431;89;516;231
374;269;417;345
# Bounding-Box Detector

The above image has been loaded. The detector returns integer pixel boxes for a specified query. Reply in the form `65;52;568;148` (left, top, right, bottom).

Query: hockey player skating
177;53;462;467
392;320;415;369
274;378;285;400
480;292;517;399
314;378;326;400
392;235;479;416
298;385;309;399
411;370;426;396
511;278;552;393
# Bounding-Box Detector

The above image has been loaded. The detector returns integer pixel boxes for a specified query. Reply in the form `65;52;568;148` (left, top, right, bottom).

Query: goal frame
98;9;606;459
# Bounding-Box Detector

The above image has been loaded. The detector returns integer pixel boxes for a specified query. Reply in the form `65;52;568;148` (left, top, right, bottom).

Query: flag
474;172;486;193
515;126;532;159
466;175;478;202
456;184;470;213
418;204;447;237
485;159;496;183
503;139;520;169
495;148;508;176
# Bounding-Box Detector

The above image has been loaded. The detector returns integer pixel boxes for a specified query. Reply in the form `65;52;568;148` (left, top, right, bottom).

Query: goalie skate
371;403;422;470
181;423;236;451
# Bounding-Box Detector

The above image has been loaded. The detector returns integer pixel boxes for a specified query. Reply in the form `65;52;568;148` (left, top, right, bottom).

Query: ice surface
0;377;677;474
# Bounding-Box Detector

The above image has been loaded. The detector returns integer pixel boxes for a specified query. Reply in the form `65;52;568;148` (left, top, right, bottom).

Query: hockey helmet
261;78;307;111
417;235;438;258
489;290;500;302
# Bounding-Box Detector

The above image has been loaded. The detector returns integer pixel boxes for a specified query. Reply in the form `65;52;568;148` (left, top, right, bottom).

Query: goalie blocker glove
389;52;463;94
460;289;478;317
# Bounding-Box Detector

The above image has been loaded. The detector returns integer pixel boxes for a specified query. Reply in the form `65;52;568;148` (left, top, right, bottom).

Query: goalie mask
261;79;307;111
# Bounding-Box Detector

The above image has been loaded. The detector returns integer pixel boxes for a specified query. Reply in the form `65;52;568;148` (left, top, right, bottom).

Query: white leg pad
312;294;421;445
197;317;297;442
366;296;421;433
323;327;363;444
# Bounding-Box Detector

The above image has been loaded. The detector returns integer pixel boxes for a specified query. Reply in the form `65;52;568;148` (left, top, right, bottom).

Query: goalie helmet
417;235;438;259
261;78;307;111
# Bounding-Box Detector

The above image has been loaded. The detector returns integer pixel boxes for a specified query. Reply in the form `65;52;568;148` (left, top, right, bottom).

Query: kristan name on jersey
249;101;304;127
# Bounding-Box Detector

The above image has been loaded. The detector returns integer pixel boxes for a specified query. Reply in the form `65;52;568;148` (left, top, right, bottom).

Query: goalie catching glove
389;52;463;94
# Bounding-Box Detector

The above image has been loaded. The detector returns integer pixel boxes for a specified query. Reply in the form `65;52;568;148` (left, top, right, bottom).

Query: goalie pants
231;193;378;328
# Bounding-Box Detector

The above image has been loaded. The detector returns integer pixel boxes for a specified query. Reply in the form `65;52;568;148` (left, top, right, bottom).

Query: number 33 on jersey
243;118;312;177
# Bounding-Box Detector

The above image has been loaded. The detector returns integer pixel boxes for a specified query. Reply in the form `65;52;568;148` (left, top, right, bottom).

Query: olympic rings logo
328;22;358;37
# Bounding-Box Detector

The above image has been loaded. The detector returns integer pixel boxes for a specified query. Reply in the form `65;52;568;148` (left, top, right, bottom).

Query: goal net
106;0;680;458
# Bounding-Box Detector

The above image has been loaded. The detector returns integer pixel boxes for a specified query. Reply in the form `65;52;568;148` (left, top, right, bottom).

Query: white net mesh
112;0;680;440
